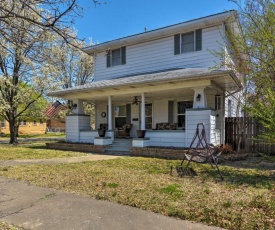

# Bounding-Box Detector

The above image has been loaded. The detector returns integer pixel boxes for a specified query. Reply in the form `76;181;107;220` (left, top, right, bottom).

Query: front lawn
0;157;274;229
0;143;87;160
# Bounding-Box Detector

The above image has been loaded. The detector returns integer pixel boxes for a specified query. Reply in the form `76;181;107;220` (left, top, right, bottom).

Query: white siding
96;103;108;129
153;99;168;127
186;109;220;146
66;115;90;142
224;91;243;117
94;26;225;81
79;130;98;143
146;130;186;147
66;116;79;142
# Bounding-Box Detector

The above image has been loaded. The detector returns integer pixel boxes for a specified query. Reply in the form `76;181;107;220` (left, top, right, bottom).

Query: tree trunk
8;115;18;144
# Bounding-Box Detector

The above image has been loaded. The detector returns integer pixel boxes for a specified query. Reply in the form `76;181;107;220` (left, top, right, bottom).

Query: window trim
145;103;153;130
177;101;193;129
174;29;202;55
107;46;126;68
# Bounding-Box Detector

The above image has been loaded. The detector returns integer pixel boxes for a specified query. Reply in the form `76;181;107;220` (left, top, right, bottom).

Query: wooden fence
225;117;275;155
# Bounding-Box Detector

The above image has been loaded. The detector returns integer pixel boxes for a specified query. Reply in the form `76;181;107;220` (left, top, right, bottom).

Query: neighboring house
48;10;243;147
0;119;47;134
46;118;66;132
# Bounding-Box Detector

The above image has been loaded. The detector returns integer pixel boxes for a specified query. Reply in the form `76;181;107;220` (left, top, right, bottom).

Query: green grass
0;142;87;160
0;157;274;230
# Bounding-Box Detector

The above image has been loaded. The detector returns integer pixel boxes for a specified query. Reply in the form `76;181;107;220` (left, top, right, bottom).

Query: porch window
107;47;126;67
1;118;5;128
174;29;202;55
177;101;193;128
145;103;152;129
115;105;126;128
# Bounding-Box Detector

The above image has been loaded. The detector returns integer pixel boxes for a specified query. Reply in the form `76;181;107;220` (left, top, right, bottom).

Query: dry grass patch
0;142;87;160
0;222;23;230
0;157;274;230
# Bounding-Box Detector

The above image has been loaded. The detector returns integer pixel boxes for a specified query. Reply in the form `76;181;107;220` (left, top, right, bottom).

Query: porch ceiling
47;68;241;101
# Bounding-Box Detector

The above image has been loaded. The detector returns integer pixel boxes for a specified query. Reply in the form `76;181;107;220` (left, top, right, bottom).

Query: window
19;120;27;126
1;118;5;128
177;101;193;128
39;119;43;125
107;47;126;67
33;120;37;125
228;100;232;117
145;104;152;129
115;105;126;128
174;29;202;55
215;95;221;110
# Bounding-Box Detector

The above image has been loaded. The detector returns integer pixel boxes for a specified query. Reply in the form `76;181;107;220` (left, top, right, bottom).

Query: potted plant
137;130;146;138
98;123;108;137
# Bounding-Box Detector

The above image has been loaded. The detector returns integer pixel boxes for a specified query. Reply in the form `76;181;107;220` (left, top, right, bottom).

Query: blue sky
74;0;238;44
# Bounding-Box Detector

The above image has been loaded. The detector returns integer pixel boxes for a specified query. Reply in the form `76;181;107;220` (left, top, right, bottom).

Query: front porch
48;68;241;148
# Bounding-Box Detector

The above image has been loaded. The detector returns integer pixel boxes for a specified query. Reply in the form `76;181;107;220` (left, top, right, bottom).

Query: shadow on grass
174;160;275;189
26;145;48;150
220;156;275;171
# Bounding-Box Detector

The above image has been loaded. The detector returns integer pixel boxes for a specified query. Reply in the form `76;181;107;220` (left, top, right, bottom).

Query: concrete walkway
0;177;223;230
0;155;123;166
0;137;65;144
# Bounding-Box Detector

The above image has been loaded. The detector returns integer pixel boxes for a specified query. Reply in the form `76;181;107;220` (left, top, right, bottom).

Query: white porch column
72;99;84;114
141;92;145;130
192;87;207;108
108;96;112;130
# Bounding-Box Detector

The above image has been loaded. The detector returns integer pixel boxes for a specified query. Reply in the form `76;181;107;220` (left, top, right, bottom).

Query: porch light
196;94;201;102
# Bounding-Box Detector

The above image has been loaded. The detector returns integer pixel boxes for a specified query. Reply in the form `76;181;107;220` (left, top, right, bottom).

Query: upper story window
107;46;126;67
33;120;37;126
174;29;202;55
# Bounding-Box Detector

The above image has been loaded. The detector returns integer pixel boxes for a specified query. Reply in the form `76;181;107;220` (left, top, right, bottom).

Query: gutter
47;69;240;97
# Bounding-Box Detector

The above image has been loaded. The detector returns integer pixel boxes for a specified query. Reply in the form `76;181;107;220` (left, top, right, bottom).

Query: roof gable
84;10;237;54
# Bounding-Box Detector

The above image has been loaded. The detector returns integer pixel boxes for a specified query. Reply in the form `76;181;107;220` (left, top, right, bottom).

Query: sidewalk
0;137;65;144
0;177;223;230
0;155;123;166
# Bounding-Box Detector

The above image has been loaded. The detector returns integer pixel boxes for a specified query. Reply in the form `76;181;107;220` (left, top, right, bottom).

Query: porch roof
47;68;242;99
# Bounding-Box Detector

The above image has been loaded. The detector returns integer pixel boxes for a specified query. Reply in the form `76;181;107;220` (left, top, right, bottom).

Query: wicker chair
117;124;132;138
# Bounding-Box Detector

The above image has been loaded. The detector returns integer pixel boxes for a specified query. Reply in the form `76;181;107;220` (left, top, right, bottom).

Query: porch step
104;138;132;155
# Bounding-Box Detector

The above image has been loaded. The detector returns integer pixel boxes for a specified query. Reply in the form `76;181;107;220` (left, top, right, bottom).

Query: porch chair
117;123;133;138
176;123;223;180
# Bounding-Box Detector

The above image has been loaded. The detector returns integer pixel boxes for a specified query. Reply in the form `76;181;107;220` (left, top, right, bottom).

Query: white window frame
107;47;126;68
174;29;202;55
177;101;193;129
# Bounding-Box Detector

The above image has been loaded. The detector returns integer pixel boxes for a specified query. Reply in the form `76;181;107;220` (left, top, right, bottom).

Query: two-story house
48;10;243;149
